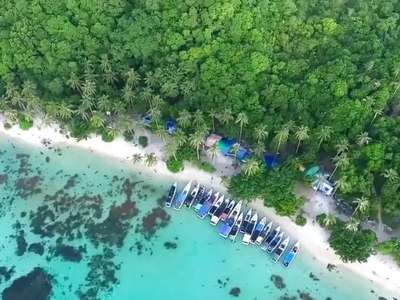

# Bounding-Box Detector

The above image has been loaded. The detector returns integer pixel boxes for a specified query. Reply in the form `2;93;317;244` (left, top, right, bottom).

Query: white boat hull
242;234;251;245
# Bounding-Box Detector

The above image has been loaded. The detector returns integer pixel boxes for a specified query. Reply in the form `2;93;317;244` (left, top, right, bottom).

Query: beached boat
271;236;290;263
197;191;220;219
219;201;242;238
164;182;177;208
240;209;252;234
194;189;213;212
220;199;236;222
189;185;205;208
208;195;225;216
242;212;258;245
255;221;273;245
266;232;284;253
282;241;301;268
228;212;243;242
210;198;229;226
250;217;267;244
260;226;281;251
183;183;200;208
172;181;192;210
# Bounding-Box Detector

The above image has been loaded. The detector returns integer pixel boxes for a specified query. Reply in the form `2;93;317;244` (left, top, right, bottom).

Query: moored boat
220;199;236;222
184;183;200;208
240;209;252;234
250;217;267;244
266;232;284;253
210;198;229;226
172;181;192;210
228;212;243;242
242;212;258;245
255;221;273;245
189;185;205;208
219;201;242;238
164;182;177;208
208;195;225;216
271;236;290;263
197;191;220;219
260;226;281;251
194;189;213;212
282;241;301;268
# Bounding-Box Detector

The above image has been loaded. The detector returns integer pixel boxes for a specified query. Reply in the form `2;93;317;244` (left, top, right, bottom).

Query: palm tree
147;106;161;125
177;109;191;128
284;120;296;132
151;95;165;109
209;108;218;132
323;214;337;227
165;140;179;160
136;119;149;136
104;69;118;85
5;109;19;123
122;84;136;107
345;218;360;232
98;54;111;73
334;138;350;156
207;143;221;165
294;125;309;153
10;92;26;110
96;95;112;113
220;176;230;188
316;126;333;149
144;153;157;167
124;68;141;86
254;142;266;157
371;108;384;125
76;106;90;121
356;132;372;147
132;153;143;164
352;196;369;216
57;102;73;120
119;115;134;134
235;112;249;143
362;96;375;107
381;169;399;181
113;101;127;116
218;108;234;125
140;86;153;107
253;124;269;142
332;176;348;196
81;78;96;98
313;172;328;196
106;124;120;137
193;110;205;127
82;59;94;75
90;111;106;128
26;96;41;114
154;125;168;141
231;142;241;163
189;131;204;160
172;129;186;147
275;126;289;156
81;96;95;112
243;158;260;176
144;71;157;87
5;82;18;99
21;80;36;98
67;72;82;91
330;154;350;179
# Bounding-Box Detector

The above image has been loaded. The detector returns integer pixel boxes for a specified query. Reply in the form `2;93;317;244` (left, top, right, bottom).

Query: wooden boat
228;212;243;242
189;185;205;208
282;241;301;268
260;226;281;251
164;182;177;208
271;236;290;263
219;201;242;238
266;232;284;253
240;209;252;234
208;195;225;216
184;183;200;208
172;181;192;210
250;217;267;244
220;199;236;222
197;192;220;219
210;198;229;226
255;221;273;245
242;212;258;245
194;189;212;212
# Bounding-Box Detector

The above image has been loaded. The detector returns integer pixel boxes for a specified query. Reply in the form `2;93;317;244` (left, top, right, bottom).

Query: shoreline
1;118;400;296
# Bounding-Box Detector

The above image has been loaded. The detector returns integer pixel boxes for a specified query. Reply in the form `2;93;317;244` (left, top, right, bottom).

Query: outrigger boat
208;195;225;216
255;221;273;245
228;212;243;242
183;183;200;208
210;198;229;226
282;241;301;268
197;192;220;219
271;236;290;263
250;217;267;244
240;209;252;234
220;199;236;222
194;189;213;212
242;212;258;245
266;232;284;253
260;226;281;251
188;185;205;208
172;181;192;211
219;201;242;238
164;182;177;208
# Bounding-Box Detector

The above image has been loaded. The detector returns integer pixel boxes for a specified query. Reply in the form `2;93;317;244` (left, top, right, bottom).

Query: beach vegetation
123;131;134;142
376;238;400;266
4;123;12;130
101;131;114;143
295;215;307;227
316;214;327;228
166;158;184;173
138;136;148;148
18;118;33;131
131;153;143;164
144;153;157;167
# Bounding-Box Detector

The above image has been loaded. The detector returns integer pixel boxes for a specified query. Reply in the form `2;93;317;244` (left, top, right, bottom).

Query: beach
1;117;400;299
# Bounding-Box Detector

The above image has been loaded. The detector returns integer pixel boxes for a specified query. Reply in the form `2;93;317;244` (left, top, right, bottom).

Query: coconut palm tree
144;153;157;167
243;158;260;176
294;125;309;153
218;108;234;125
21;80;36;98
5;108;19;123
220;176;230;188
231;142;241;163
122;84;136;107
362;96;375;107
151;95;165;109
136;119;149;136
10;92;26;110
132;153;143;164
316;126;333;149
154;125;168;141
208;108;219;132
67;72;82;91
5;82;18;99
90;111;106;128
81;96;95;112
26;96;42;115
119;115;134;135
235;112;249;143
275;126;289;156
352;196;369;216
207;143;221;165
189;131;204;160
113;101;127;116
334;138;350;156
165;140;179;160
381;169;399;181
330;154;350;179
57;102;74;120
82;59;94;75
254;142;266;157
76;106;90;121
96;95;112;113
172;129;186;147
356;132;372;147
144;71;157;87
193;110;205;127
124;68;141;86
106;124;120;137
177;109;191;128
81;78;96;98
313;172;328;197
98;54;111;73
253;124;269;142
147;106;161;125
140;86;153;107
345;218;360;232
370;108;384;125
323;214;337;227
332;176;348;196
104;69;118;85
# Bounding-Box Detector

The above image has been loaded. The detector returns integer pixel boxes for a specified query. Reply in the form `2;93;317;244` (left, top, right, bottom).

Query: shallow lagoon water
0;135;396;300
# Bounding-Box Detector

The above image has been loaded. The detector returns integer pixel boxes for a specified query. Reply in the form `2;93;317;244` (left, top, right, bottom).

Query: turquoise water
0;135;396;300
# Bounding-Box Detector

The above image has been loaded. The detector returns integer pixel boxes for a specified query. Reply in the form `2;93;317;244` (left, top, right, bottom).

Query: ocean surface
0;135;396;300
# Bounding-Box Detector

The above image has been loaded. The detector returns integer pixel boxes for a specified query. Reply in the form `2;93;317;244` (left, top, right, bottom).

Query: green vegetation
4;123;11;130
18;119;33;131
376;238;400;266
295;215;307;227
123;131;135;142
166;158;184;173
138;136;148;148
101;132;114;143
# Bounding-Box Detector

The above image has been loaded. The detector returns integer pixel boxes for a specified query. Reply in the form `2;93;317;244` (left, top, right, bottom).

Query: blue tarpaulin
264;155;279;168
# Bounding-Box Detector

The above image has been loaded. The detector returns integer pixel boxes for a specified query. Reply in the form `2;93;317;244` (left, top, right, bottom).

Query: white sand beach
1;118;400;296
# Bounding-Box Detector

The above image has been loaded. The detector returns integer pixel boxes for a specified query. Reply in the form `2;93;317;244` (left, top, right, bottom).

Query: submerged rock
271;275;286;289
0;266;15;284
309;273;320;281
53;244;83;262
229;287;241;297
164;242;177;249
28;243;45;256
299;292;315;300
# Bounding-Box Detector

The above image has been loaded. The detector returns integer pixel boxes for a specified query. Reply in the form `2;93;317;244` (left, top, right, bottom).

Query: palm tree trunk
370;113;377;125
275;138;281;157
239;125;243;143
212;118;215;132
352;205;359;217
332;185;339;196
295;140;301;154
377;203;383;231
318;139;323;149
196;147;200;160
329;165;339;179
213;156;215;165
